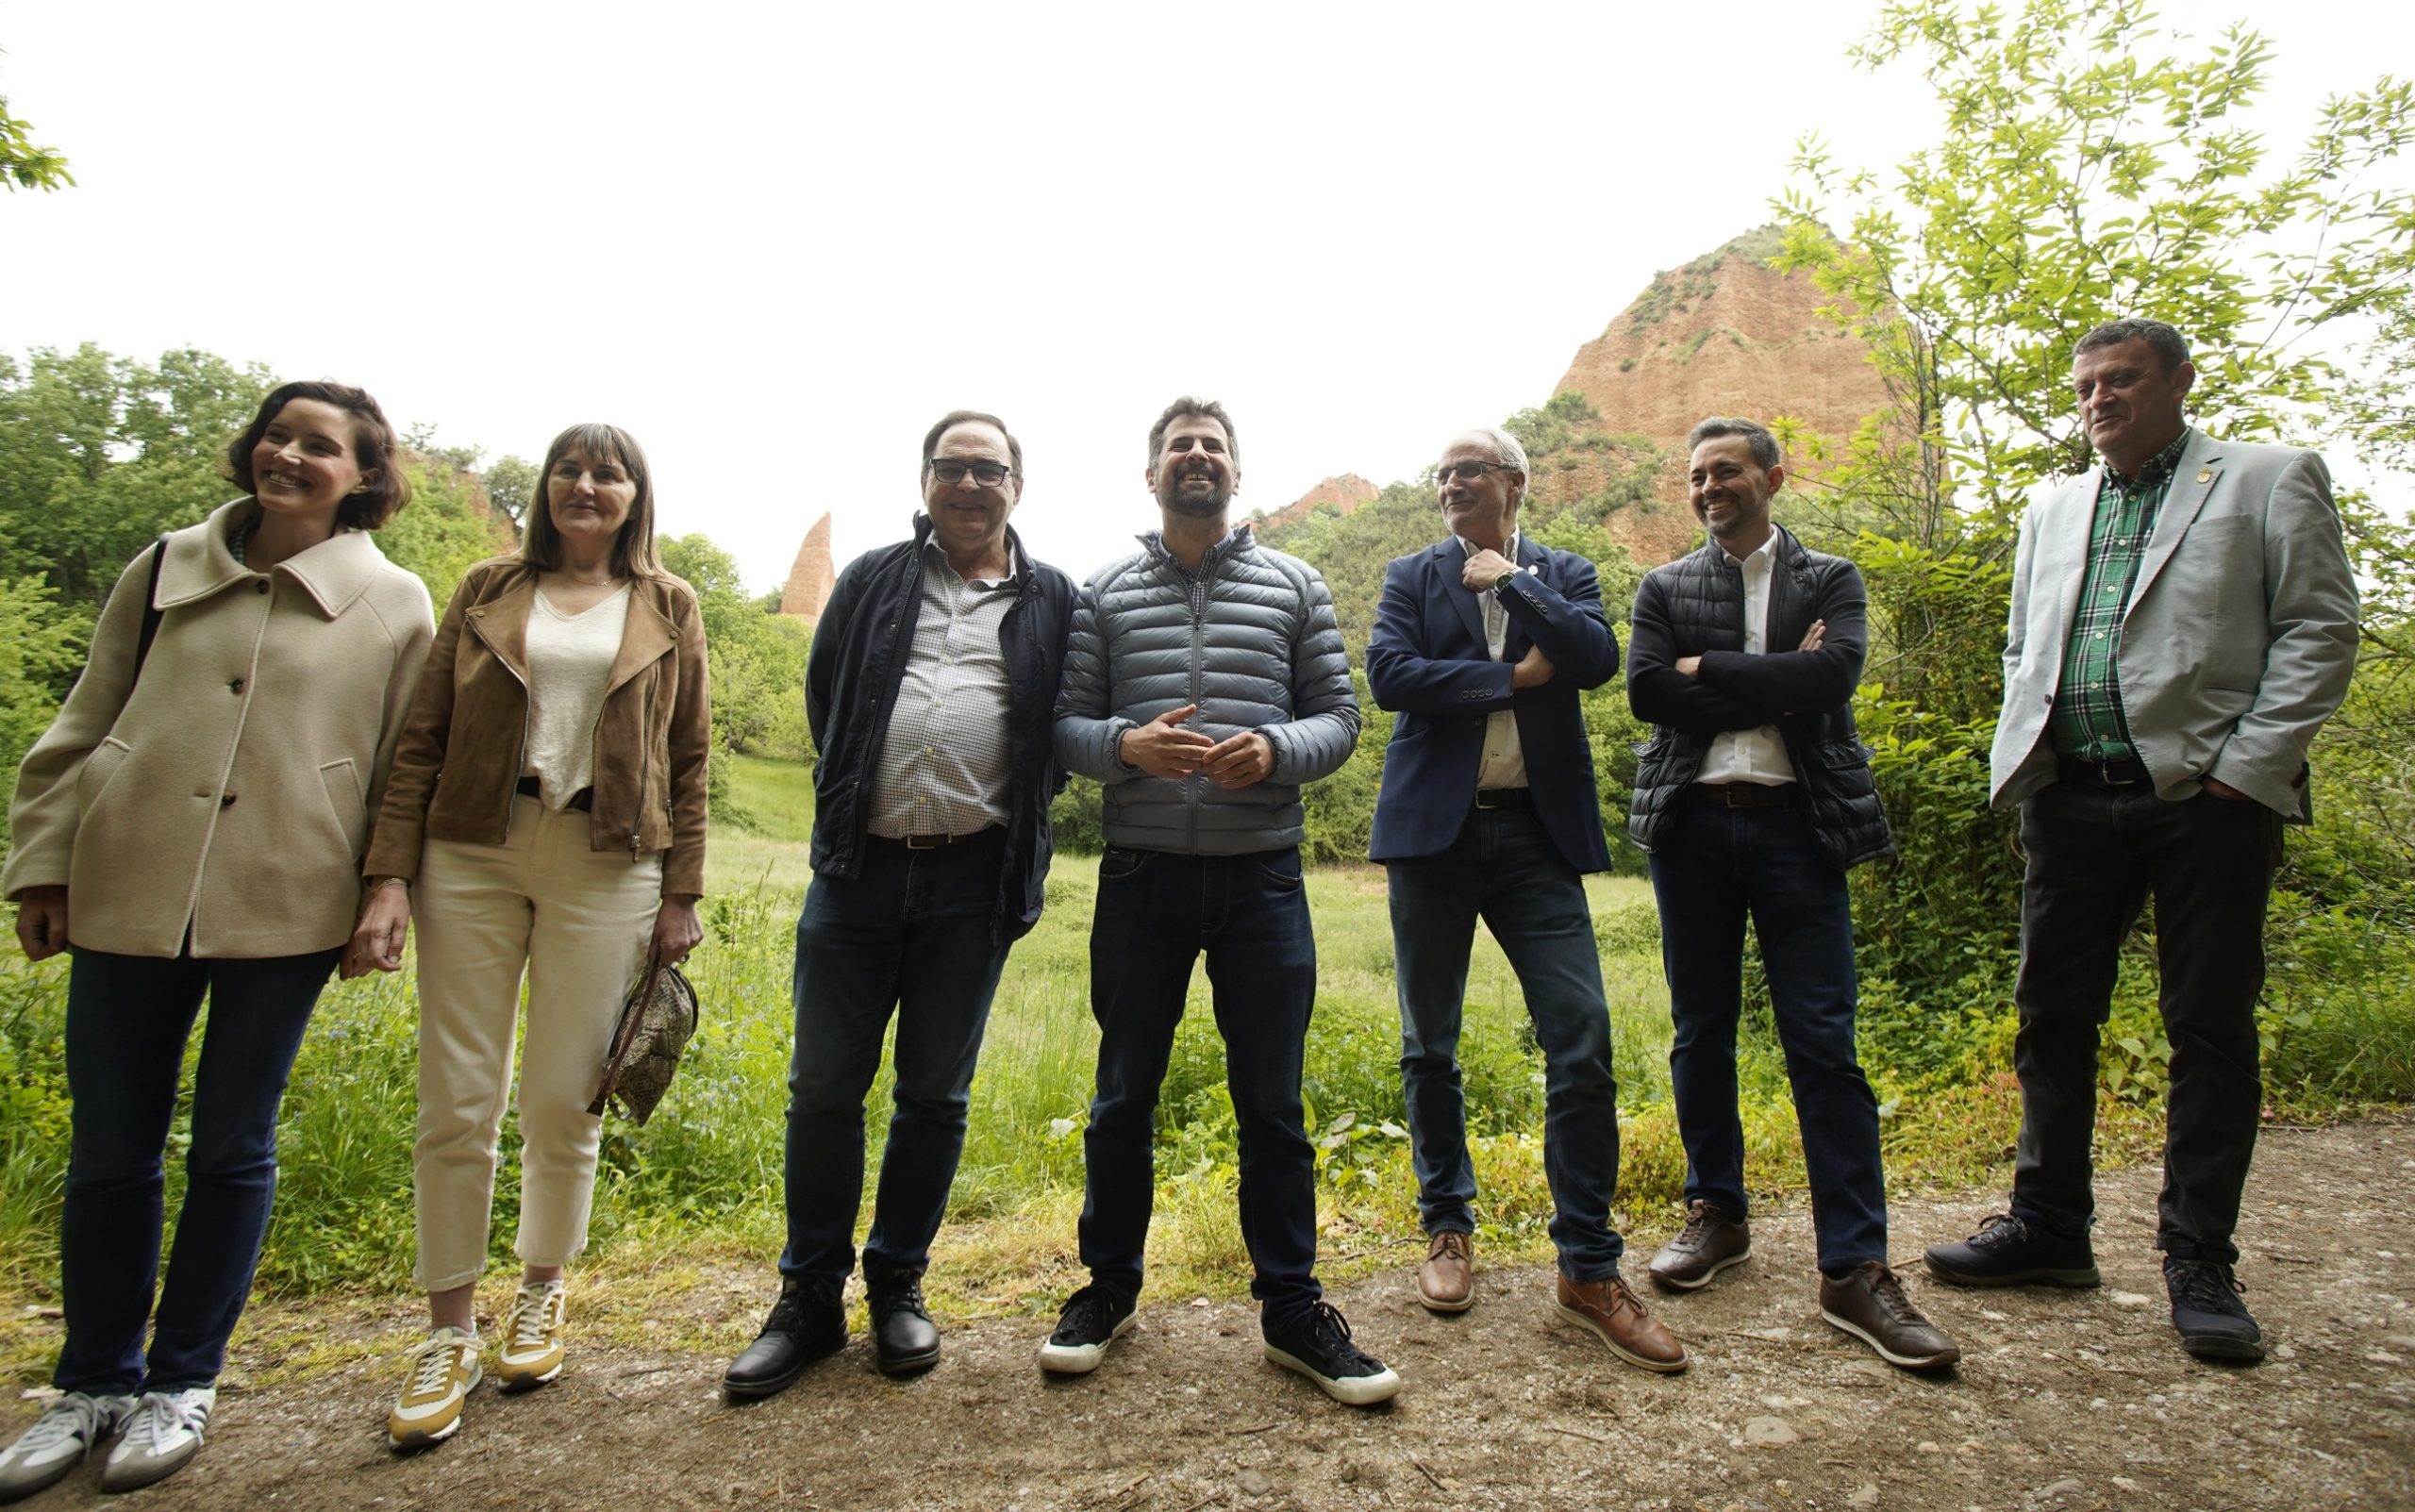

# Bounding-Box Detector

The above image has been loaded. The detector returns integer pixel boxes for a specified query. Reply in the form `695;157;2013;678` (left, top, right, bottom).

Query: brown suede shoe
1415;1230;1474;1313
1556;1272;1689;1373
1648;1199;1752;1291
1819;1261;1961;1371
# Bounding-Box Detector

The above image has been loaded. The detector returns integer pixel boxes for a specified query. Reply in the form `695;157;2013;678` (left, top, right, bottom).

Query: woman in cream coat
355;422;708;1452
0;382;433;1500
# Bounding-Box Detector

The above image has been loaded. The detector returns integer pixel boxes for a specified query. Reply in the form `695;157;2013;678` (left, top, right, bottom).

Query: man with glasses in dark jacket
723;410;1074;1400
1626;416;1960;1372
1040;396;1397;1405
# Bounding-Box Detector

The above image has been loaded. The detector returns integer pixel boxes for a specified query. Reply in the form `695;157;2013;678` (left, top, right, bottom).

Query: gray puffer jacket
1056;525;1359;855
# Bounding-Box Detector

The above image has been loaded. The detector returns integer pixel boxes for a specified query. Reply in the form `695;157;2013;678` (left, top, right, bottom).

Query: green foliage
1768;0;2415;1067
0;76;71;192
659;533;814;773
378;455;517;614
1050;774;1104;855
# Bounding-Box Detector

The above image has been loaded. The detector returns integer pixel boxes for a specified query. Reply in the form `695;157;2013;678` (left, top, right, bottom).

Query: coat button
255;580;270;594
221;793;238;806
228;678;244;694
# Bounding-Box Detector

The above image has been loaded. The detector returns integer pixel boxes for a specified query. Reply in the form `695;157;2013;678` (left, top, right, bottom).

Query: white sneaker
0;1391;135;1502
494;1281;567;1391
99;1387;214;1494
387;1328;481;1451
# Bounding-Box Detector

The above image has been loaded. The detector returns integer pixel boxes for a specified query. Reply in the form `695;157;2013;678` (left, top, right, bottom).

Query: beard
1158;470;1232;517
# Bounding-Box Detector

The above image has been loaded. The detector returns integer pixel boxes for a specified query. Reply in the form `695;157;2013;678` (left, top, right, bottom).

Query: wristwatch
1493;568;1518;593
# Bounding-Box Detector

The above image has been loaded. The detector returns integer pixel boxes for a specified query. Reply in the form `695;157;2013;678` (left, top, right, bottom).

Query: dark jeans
1078;845;1322;1324
780;831;1012;1290
56;944;338;1395
1388;805;1624;1279
2011;781;2283;1263
1648;798;1887;1271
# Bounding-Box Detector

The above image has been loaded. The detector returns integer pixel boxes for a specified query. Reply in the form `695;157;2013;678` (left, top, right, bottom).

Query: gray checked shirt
864;538;1022;839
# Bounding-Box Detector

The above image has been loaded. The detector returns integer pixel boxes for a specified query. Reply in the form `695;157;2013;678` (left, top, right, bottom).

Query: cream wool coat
3;499;436;956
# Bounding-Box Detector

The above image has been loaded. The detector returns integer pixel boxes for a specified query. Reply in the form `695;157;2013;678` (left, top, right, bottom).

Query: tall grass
3;753;2409;1379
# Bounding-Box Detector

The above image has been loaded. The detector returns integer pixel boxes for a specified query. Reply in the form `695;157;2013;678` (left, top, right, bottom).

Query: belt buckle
1474;792;1503;810
905;833;945;850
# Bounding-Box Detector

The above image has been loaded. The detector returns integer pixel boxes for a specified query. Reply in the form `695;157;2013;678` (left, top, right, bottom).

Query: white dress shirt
1694;532;1796;786
1457;534;1528;791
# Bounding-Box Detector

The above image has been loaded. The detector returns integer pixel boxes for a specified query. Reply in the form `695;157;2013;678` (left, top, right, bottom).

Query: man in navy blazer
1366;426;1686;1374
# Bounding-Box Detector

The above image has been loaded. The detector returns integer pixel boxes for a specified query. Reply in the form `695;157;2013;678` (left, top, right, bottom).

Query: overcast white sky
5;0;2408;590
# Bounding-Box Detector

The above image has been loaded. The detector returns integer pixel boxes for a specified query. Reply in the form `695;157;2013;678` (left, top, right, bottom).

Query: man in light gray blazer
1925;318;2358;1363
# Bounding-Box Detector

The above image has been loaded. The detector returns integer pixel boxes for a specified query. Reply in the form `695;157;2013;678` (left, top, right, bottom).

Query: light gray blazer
1990;430;2359;822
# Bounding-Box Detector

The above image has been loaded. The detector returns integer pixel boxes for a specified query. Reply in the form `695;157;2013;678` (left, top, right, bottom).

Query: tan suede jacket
3;499;435;956
363;558;709;896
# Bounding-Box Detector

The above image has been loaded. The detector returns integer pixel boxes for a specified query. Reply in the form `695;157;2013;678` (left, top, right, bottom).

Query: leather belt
2059;756;2150;787
1692;781;1794;809
515;775;592;811
1474;788;1531;810
874;825;1003;851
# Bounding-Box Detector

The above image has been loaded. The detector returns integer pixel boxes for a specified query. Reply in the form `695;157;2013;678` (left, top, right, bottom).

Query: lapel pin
2196;469;2212;484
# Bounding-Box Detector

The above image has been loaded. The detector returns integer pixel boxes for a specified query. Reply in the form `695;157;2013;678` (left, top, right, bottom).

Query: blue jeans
56;944;338;1395
1648;799;1887;1271
780;832;1012;1290
1388;805;1625;1279
1078;845;1323;1324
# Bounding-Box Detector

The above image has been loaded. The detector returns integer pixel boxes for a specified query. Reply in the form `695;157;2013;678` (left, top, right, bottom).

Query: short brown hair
223;380;414;529
519;424;673;582
1147;396;1238;467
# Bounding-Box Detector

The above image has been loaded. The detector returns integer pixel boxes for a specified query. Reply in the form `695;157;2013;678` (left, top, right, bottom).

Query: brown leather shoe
1556;1272;1688;1373
1415;1230;1474;1313
1648;1199;1752;1290
1819;1261;1961;1371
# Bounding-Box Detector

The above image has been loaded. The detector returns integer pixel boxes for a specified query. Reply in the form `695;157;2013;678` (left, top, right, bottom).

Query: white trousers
411;795;660;1290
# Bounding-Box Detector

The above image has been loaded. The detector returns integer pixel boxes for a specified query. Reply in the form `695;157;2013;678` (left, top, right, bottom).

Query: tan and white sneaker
495;1280;568;1391
388;1327;481;1450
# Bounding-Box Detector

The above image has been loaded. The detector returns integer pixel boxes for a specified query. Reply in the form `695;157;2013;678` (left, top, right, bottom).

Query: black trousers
2009;779;2283;1264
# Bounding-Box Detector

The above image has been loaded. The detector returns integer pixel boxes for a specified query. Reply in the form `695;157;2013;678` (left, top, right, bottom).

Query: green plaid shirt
2049;427;2195;761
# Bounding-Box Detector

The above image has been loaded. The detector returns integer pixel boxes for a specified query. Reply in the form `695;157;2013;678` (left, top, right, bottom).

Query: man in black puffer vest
1625;416;1959;1372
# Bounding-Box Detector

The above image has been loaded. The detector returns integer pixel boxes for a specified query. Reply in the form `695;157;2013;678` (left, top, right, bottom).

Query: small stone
2364;1351;2404;1365
2110;1476;2140;1492
1849;1487;1879;1508
1743;1417;1799;1445
2035;1478;2085;1499
2107;1290;2152;1309
1237;1469;1272;1497
1916;1441;1940;1454
2273;1344;2297;1360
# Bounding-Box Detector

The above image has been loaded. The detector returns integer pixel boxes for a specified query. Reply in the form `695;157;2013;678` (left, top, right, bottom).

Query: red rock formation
1540;225;1891;565
1257;474;1379;532
779;513;835;623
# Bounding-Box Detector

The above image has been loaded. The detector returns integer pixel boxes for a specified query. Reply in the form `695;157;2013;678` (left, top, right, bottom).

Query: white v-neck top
522;585;630;808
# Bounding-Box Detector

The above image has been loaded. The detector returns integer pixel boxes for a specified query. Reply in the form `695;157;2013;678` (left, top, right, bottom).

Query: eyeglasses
929;459;1015;487
1437;459;1521;483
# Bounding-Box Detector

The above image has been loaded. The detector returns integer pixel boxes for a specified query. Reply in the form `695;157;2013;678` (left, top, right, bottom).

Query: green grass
2;754;2407;1386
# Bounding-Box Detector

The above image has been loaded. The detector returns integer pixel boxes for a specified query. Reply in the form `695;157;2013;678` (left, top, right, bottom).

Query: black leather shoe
722;1278;845;1402
2165;1258;2265;1363
1924;1212;2100;1288
1648;1200;1752;1290
870;1277;941;1377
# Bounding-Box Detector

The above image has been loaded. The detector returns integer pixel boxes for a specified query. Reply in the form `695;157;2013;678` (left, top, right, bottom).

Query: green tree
0;53;72;192
1767;0;2415;1057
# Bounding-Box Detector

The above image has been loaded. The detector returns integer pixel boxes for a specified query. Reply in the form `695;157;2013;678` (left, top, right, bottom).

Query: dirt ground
8;1120;2411;1512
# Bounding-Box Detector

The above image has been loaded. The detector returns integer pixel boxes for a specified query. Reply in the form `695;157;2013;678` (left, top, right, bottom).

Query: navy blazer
1365;536;1620;871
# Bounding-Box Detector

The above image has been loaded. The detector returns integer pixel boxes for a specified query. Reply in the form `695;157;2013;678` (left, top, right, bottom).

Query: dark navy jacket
1365;536;1621;872
805;515;1074;940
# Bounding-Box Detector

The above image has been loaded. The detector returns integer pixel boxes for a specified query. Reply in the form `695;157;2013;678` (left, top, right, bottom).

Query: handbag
588;954;699;1125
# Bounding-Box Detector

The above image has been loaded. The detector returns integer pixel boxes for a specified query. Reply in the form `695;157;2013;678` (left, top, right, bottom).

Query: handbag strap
588;952;667;1116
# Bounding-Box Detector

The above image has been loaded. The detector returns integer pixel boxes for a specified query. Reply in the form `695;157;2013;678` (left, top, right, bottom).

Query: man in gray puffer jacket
1039;397;1397;1407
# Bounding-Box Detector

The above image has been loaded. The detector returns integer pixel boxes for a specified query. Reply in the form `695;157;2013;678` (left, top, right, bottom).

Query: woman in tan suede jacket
0;382;432;1500
353;422;708;1453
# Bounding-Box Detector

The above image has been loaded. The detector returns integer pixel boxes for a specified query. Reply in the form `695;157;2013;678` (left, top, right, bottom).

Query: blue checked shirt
2048;428;2195;762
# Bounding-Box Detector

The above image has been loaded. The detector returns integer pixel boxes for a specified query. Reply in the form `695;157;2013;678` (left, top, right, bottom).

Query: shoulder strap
130;536;168;688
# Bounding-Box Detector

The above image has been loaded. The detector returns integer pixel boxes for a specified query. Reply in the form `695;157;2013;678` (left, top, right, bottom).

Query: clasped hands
1121;704;1274;788
1461;548;1556;690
